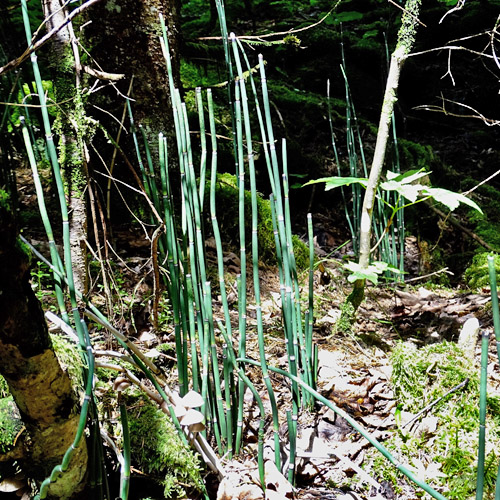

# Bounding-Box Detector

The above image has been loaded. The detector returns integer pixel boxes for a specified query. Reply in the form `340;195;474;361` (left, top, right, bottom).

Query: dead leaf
264;460;293;498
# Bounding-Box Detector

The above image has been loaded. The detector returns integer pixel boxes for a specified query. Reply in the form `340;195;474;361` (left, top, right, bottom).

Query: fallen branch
429;204;495;252
403;378;469;429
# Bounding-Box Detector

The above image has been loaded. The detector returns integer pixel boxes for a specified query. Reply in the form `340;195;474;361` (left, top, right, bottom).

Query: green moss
267;82;325;111
461;183;500;254
0;396;23;454
0;376;8;399
378;340;500;499
464;252;500;289
398;138;434;171
50;333;85;392
335;299;355;335
207;173;309;269
127;398;204;498
181;60;221;90
16;237;32;266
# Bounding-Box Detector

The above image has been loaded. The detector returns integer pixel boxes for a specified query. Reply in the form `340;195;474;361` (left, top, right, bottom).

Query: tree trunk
42;0;89;296
0;193;87;499
348;0;422;312
86;0;180;139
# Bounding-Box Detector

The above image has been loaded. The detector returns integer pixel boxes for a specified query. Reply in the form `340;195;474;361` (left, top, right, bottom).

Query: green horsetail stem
327;79;356;250
233;77;248;456
119;402;131;500
139;125;161;215
36;320;95;499
214;0;238;169
186;275;200;392
232;35;281;469
235;38;275;193
339;64;362;256
476;330;489;500
21;4;97;496
207;89;232;342
486;256;500;499
219;323;266;489
487;257;500;362
222;342;234;457
20;117;68;323
307;213;317;389
21;0;86;348
158;133;188;394
206;88;236;454
239;358;448;500
204;281;227;451
235;273;246;454
196;88;208;208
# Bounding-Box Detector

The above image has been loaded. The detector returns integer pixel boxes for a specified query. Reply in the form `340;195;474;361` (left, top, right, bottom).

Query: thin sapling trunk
347;0;422;311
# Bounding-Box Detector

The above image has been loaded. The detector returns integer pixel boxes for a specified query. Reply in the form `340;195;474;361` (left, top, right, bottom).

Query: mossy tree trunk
42;0;89;296
0;193;87;499
347;0;422;312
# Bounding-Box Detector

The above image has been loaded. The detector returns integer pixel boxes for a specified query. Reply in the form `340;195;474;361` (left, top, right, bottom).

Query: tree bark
85;0;180;138
348;0;422;311
43;0;89;296
0;194;87;499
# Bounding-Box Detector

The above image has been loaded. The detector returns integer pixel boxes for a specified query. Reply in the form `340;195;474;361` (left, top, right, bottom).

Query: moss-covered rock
207;172;310;269
463;252;500;289
127;398;204;499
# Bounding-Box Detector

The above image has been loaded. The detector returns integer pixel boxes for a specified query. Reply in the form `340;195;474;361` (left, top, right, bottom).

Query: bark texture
86;0;180;137
43;0;89;296
0;196;87;499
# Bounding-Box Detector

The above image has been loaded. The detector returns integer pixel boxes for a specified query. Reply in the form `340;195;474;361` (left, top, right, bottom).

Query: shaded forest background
1;0;500;274
1;0;500;499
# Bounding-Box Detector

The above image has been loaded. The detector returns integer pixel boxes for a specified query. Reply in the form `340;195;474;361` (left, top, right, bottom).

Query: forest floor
15;164;500;500
100;219;500;500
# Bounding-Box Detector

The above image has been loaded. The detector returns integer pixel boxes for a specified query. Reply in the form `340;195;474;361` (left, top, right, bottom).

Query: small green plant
30;260;52;302
306;168;482;284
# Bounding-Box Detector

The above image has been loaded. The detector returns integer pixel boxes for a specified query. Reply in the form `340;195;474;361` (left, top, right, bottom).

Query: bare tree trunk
85;0;180;143
0;194;87;499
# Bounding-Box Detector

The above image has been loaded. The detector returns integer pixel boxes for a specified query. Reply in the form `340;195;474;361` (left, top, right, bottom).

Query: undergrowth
366;340;500;499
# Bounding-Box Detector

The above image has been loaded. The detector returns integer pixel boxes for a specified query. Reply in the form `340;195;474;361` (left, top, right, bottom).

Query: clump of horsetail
20;1;100;497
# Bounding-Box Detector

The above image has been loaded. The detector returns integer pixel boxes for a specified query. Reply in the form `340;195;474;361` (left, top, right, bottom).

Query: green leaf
304;176;368;190
422;187;483;214
344;261;379;284
387;168;429;185
380;180;424;202
334;11;364;22
344;260;402;285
